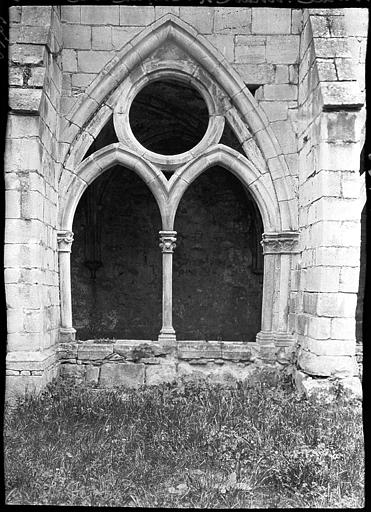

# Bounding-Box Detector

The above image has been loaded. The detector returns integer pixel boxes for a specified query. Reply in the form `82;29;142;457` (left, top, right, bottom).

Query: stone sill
58;339;259;364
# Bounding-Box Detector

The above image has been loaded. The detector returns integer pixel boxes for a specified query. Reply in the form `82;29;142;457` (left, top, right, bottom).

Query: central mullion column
158;230;177;343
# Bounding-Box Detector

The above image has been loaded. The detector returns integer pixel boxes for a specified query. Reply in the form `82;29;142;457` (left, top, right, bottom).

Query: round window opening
129;79;209;156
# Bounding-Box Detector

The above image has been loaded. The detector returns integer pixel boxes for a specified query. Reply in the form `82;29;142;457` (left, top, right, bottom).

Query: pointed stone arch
59;143;168;232
59;14;297;231
57;13;299;352
168;144;279;233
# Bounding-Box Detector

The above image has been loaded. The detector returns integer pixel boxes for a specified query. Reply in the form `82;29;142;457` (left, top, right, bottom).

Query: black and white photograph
2;1;367;507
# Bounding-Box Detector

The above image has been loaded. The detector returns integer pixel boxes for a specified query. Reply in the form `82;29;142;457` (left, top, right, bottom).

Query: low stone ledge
220;342;254;361
78;342;114;361
58;342;79;359
177;341;222;359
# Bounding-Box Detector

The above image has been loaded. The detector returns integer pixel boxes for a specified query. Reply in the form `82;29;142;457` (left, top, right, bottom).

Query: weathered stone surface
77;51;112;73
58;342;79;359
81;5;120;25
99;362;145;388
233;64;275;85
111;27;141;49
235;36;266;64
262;84;298;101
179;7;214;34
21;6;52;26
298;350;357;377
86;365;100;384
61;5;81;24
220;342;253;361
9;44;45;65
178;341;222;360
266;36;300;64
63;24;91;50
146;363;177;386
205;35;234;62
252;8;291;34
119;6;154;26
214;8;251;34
60;363;86;379
113;340;153;358
78;342;113;361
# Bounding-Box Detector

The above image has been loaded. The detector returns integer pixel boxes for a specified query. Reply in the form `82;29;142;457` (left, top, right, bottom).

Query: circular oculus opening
129;79;209;156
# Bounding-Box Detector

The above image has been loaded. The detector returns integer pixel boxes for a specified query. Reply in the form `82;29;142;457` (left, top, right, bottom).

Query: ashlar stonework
5;6;366;400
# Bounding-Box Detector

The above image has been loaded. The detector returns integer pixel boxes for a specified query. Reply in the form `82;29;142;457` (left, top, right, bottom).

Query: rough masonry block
252;8;291;34
214;8;252;34
61;5;81;24
77;50;112;73
233;64;275;85
9;44;45;65
119;6;154;26
316;292;357;318
62;49;77;73
266;36;300;64
262;84;297;101
205;35;234;62
179;7;214;34
111;27;141;49
99;362;145;388
91;27;113;50
81;6;119;25
306;316;331;339
298;350;357;378
63;24;91;50
305;266;340;293
21;6;51;26
235;36;266;64
78;342;113;361
259;101;288;122
331;318;356;340
146;363;177;386
339;267;360;293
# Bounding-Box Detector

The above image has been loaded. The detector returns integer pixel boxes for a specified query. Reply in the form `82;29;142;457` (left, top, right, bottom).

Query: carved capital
261;232;299;255
159;230;177;253
57;230;74;252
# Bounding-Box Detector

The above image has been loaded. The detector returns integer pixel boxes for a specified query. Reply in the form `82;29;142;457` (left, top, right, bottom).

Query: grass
4;370;364;507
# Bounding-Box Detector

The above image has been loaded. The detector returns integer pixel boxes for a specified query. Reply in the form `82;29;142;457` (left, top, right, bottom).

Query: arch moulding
57;14;300;355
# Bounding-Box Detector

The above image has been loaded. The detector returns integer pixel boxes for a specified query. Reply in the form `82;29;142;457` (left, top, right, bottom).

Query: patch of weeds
4;371;364;507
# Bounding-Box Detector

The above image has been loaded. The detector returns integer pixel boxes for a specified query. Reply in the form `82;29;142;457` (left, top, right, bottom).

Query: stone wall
295;9;366;384
59;339;262;388
5;6;63;399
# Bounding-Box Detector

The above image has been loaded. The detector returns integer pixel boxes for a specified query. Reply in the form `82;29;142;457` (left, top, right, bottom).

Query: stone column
57;230;76;342
256;232;299;358
158;230;177;344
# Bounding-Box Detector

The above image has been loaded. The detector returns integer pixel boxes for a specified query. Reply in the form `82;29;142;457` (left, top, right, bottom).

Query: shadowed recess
71;166;162;340
129;79;209;155
173;166;263;341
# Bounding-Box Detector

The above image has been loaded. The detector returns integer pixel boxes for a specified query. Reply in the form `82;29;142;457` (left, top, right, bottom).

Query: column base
158;327;176;345
59;327;76;342
256;331;296;360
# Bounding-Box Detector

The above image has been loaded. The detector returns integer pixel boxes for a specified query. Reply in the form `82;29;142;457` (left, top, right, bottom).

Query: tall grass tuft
4;370;364;507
